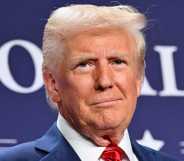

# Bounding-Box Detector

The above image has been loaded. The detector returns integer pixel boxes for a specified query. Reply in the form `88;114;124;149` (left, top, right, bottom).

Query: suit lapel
35;123;81;161
131;140;158;161
132;140;148;161
35;123;163;161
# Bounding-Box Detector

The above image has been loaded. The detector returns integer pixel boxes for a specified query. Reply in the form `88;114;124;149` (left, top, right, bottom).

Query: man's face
46;27;142;141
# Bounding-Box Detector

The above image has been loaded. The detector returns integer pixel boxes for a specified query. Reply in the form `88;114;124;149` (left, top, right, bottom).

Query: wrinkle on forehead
60;27;140;75
66;27;136;55
69;52;129;61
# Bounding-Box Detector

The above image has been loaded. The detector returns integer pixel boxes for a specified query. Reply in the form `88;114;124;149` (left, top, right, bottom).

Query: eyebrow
68;53;96;68
70;54;97;62
71;51;129;60
69;51;129;66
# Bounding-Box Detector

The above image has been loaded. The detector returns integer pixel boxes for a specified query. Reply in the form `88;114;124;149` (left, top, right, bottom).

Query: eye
111;58;127;65
74;61;95;73
78;62;90;67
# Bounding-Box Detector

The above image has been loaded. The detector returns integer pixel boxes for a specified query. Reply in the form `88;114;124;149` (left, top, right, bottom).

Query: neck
79;126;125;146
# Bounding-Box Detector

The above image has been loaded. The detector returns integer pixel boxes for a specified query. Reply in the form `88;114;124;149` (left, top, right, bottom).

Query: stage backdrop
0;0;183;160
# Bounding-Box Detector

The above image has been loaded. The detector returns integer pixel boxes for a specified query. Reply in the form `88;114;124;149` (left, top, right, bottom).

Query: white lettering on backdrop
0;40;43;93
155;46;184;96
0;40;183;96
141;45;184;96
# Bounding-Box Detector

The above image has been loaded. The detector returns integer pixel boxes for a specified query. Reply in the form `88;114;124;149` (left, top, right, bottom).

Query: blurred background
0;0;183;160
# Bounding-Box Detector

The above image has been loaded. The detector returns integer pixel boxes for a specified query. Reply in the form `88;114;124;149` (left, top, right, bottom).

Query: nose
95;63;113;91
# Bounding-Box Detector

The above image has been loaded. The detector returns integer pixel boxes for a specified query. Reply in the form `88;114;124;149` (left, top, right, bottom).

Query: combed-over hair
42;4;147;108
42;4;146;71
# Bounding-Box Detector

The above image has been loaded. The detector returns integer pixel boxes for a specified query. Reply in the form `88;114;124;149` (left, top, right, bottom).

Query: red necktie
100;142;128;161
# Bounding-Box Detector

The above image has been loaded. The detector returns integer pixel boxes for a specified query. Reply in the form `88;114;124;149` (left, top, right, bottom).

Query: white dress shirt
57;114;139;161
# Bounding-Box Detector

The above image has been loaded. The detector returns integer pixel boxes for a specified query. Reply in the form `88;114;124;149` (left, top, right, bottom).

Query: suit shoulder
134;142;181;161
0;140;44;161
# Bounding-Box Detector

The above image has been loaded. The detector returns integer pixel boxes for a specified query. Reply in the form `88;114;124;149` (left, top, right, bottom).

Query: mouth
91;98;122;107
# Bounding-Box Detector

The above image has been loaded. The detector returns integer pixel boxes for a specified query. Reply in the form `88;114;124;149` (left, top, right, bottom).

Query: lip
91;98;122;107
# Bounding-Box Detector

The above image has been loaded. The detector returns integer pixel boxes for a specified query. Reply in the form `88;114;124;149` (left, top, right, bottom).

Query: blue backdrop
0;0;183;160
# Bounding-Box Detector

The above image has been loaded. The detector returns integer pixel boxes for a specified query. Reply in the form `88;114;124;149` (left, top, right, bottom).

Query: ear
42;67;61;103
136;78;142;97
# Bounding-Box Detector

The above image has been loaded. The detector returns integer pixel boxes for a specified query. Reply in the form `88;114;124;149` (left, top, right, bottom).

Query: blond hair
42;4;146;71
42;4;147;108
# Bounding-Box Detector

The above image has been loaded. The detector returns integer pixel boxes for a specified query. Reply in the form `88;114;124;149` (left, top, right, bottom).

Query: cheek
114;71;139;117
58;74;95;118
66;74;95;98
114;70;139;94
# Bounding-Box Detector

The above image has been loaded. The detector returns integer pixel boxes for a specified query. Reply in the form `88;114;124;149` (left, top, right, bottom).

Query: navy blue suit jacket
0;123;180;161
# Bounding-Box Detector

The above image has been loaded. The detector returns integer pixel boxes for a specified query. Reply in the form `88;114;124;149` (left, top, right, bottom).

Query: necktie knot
100;143;127;161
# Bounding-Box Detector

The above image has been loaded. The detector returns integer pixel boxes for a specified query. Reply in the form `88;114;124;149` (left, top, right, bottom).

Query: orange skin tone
43;27;142;146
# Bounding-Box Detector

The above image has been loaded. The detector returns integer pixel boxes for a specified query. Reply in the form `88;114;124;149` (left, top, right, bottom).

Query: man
0;4;180;161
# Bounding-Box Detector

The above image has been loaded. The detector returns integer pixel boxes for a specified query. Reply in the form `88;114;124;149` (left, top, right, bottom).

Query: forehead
69;27;135;50
61;27;137;62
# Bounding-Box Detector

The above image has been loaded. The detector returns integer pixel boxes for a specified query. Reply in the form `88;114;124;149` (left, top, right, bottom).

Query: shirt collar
57;114;138;161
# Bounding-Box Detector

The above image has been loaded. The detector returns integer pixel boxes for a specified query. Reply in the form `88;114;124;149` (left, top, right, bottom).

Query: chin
101;111;127;127
93;117;125;131
82;109;129;131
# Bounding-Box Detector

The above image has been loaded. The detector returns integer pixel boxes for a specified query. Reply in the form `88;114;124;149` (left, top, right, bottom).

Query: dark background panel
0;1;183;160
